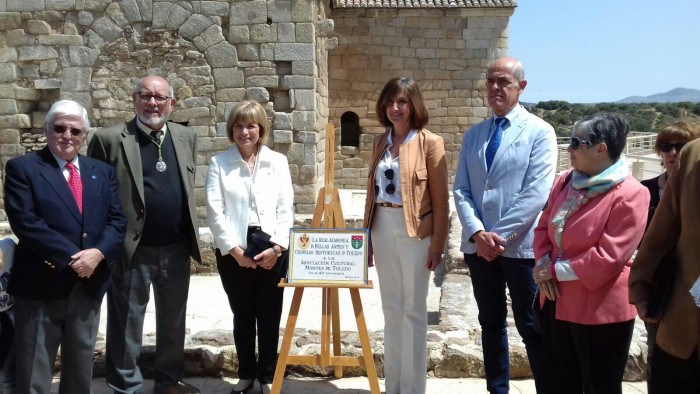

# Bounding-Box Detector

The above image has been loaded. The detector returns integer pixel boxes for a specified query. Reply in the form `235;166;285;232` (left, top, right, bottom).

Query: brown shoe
153;380;200;394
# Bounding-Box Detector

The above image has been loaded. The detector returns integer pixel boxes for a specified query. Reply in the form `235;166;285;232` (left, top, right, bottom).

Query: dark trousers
216;249;285;384
541;299;634;394
106;241;192;393
465;253;547;394
649;344;700;393
14;283;102;394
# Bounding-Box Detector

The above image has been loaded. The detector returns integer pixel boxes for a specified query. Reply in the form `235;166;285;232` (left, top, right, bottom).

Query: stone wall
327;7;513;187
0;1;515;218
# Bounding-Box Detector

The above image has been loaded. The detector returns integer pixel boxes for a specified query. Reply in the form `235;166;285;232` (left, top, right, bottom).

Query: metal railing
556;132;658;180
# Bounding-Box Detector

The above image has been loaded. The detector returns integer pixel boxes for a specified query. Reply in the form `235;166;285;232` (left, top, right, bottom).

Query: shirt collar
136;117;168;138
492;104;524;125
50;152;80;172
387;128;418;147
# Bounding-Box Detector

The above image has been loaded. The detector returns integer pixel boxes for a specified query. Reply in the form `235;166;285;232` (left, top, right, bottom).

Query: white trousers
371;206;431;394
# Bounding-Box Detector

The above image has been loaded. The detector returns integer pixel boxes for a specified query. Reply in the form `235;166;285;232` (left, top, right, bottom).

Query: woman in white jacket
205;100;294;394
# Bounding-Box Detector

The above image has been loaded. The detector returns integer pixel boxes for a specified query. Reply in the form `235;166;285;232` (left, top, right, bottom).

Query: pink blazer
534;171;650;325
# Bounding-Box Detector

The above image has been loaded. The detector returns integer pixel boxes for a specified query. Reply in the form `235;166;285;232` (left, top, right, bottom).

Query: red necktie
65;162;82;214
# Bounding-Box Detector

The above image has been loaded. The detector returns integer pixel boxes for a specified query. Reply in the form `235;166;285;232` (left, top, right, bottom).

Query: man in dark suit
88;76;201;394
4;99;127;393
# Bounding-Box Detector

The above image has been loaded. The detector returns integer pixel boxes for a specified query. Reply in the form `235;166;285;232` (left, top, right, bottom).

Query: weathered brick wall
327;8;513;187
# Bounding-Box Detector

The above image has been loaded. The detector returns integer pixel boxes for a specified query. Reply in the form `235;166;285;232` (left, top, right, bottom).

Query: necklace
145;129;167;173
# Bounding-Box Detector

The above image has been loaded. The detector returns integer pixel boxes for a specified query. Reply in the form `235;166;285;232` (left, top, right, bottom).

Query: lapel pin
91;175;97;180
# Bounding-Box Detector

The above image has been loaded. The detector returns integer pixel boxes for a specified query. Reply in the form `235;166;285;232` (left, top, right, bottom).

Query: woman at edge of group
638;120;699;392
362;77;449;394
205;100;294;394
533;112;649;393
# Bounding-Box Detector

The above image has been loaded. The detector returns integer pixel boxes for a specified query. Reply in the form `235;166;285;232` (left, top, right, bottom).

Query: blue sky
509;0;700;104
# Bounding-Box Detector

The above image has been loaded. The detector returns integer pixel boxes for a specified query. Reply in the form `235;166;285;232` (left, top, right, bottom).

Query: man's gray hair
134;77;175;97
45;100;90;130
488;57;526;83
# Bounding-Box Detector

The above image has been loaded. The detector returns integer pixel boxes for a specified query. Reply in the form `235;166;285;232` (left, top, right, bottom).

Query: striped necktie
486;117;507;171
65;162;82;214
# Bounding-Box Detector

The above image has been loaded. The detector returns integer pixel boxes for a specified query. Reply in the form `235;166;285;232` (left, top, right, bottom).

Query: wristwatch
272;244;283;257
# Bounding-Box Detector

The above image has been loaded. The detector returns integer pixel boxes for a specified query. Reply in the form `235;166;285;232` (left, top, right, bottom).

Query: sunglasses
136;92;172;104
569;136;595;150
659;142;686;153
384;168;396;195
52;124;84;136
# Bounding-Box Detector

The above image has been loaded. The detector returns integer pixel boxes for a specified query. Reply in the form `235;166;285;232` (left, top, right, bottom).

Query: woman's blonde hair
226;100;270;145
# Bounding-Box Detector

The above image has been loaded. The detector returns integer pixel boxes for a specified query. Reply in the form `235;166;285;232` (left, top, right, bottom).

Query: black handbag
646;252;677;319
243;227;274;260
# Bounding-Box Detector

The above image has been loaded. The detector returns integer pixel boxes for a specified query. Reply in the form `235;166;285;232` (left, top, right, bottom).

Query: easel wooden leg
331;288;343;378
321;288;331;366
271;287;304;394
350;288;381;394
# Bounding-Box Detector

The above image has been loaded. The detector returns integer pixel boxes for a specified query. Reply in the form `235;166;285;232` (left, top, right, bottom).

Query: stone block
13;86;41;100
0;48;17;63
268;0;291;22
292;61;314;76
151;2;173;29
244;76;278;88
39;59;59;73
118;0;142;22
228;25;249;44
5;29;33;46
171;107;210;123
201;1;228;16
212;68;244;88
135;0;152;21
273;113;292;130
179;14;212;41
250;24;277;43
199;25;224;48
66;46;100;66
230;1;266;25
31;111;47;128
236;44;259;61
105;2;129;27
0;12;22;31
274;43;314;61
291;0;313;22
78;11;95;26
165;4;191;31
259;43;274;61
0;100;17;115
295;130;318;144
316;19;334;37
281;75;314;90
215;88;246;102
92;16;123;42
46;0;76;10
292;111;315;131
245;87;269;102
85;30;106;50
205;41;237;68
0;130;21;144
0;114;31;128
295;23;314;43
33;78;61;89
0;63;21;82
38;34;84;46
18;46;59;61
273;129;293;144
28;20;52;35
61;67;92;91
6;0;43;11
290;89;315;111
277;23;295;43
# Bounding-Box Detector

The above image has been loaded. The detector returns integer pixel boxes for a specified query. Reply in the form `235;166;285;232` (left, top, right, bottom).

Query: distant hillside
524;101;700;137
618;88;700;103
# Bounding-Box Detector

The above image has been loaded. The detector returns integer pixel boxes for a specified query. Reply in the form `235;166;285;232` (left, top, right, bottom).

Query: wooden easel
271;124;380;394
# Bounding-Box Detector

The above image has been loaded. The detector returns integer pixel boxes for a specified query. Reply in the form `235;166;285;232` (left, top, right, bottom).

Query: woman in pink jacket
533;112;649;394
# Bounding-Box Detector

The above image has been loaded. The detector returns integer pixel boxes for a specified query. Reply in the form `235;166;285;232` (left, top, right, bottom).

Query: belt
376;202;403;208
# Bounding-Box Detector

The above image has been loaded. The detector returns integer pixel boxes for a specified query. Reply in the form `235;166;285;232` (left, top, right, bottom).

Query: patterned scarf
551;156;629;254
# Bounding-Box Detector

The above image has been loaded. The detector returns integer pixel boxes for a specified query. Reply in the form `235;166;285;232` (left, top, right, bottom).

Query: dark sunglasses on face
569;136;595;150
52;124;83;136
384;168;396;195
659;142;686;153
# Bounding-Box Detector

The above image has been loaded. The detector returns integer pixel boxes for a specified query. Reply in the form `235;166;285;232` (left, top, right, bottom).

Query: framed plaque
287;228;369;285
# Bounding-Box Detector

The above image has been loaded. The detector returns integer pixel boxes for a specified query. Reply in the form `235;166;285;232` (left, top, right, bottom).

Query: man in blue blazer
4;100;127;393
453;57;558;394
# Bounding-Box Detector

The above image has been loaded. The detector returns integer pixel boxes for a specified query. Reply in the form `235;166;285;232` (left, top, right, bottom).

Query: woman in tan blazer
363;77;449;394
630;138;700;392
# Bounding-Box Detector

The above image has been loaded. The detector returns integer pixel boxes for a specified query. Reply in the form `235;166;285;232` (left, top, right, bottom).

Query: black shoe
230;379;255;394
153;380;200;394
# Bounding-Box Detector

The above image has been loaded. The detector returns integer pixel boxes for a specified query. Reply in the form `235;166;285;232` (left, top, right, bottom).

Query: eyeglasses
52;124;83;136
569;136;595;150
659;142;686;153
384;168;396;195
136;92;172;104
